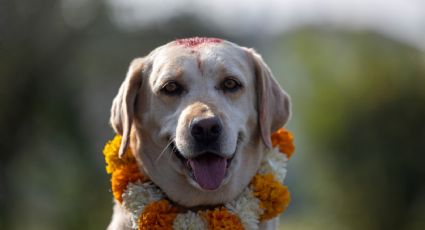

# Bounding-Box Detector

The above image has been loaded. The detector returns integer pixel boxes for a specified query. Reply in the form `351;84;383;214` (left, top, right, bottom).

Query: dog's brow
220;64;245;80
151;67;184;90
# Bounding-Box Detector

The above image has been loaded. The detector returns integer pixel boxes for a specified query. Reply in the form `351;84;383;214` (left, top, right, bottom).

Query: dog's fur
107;38;291;230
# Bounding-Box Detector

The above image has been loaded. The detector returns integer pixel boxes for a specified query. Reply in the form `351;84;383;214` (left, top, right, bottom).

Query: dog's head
110;38;291;207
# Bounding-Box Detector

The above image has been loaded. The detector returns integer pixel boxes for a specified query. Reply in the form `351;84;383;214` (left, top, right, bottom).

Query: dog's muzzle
190;116;222;151
172;116;236;190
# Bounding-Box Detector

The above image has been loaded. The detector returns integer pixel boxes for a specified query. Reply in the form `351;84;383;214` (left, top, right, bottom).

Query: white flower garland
120;147;288;230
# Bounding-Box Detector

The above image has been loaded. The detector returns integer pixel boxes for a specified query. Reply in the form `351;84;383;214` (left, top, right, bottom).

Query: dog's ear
110;58;144;157
246;48;291;149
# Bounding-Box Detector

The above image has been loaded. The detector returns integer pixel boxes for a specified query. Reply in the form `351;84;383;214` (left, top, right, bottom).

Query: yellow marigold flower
271;128;295;158
111;163;145;202
201;207;244;230
251;173;291;221
103;135;137;174
138;200;178;230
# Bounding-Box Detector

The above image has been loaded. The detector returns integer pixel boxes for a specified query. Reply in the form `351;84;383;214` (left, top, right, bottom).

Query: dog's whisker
166;139;179;163
155;139;174;163
158;139;174;158
166;147;174;163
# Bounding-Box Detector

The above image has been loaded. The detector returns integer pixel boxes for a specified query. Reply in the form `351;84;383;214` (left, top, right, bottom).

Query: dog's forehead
150;40;249;75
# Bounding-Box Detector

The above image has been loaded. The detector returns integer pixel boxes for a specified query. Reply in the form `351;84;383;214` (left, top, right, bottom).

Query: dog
107;37;291;230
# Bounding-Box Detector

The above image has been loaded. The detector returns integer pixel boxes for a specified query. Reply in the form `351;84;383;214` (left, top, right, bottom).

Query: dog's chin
170;142;237;192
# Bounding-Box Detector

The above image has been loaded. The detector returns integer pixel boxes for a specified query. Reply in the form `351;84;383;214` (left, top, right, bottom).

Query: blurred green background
1;0;424;229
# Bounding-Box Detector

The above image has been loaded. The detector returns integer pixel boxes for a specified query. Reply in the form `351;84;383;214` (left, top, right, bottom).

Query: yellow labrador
107;37;291;230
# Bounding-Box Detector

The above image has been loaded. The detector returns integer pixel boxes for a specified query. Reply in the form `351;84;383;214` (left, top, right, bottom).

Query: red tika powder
174;37;223;48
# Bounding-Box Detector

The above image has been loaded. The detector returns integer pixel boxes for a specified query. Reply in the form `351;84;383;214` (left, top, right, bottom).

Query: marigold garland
111;163;146;202
103;127;295;229
103;135;145;202
103;135;137;173
138;200;178;230
201;208;244;230
251;174;291;221
271;128;295;158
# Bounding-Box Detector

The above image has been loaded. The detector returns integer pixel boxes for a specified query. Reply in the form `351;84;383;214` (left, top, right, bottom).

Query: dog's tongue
189;154;227;190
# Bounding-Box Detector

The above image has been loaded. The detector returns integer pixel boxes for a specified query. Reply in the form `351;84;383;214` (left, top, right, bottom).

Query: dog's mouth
171;142;236;191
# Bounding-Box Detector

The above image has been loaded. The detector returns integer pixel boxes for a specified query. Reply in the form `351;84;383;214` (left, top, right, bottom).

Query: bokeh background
1;0;424;229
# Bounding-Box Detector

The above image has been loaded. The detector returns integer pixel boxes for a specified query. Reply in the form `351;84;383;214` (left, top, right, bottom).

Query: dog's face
110;38;290;207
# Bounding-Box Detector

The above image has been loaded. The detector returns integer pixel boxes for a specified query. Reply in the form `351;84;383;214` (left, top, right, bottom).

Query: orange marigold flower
103;135;137;174
271;128;295;158
201;207;244;230
111;163;145;202
138;200;178;230
251;173;291;221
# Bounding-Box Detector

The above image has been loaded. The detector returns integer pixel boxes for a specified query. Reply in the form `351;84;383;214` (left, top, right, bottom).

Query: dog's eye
161;81;183;95
221;78;242;92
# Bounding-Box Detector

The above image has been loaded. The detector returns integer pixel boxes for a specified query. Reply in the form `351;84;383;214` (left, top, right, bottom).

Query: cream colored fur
107;39;291;230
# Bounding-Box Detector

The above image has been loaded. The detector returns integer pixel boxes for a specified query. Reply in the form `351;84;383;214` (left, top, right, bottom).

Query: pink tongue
189;154;227;190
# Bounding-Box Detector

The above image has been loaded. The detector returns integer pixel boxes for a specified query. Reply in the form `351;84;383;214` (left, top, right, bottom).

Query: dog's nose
190;117;222;144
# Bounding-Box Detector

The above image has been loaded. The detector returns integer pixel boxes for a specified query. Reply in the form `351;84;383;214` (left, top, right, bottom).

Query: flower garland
103;128;295;230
